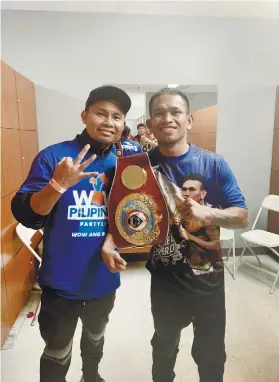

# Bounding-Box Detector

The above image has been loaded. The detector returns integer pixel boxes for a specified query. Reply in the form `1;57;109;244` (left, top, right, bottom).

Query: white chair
236;195;279;294
16;223;43;324
220;228;236;279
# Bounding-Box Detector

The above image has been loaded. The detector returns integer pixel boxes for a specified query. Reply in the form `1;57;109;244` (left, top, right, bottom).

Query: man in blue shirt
103;88;248;382
11;86;129;382
112;125;142;157
146;88;248;382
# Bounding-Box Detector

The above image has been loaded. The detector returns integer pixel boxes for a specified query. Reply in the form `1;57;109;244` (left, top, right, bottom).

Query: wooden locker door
15;71;37;131
189;104;217;152
271;129;279;172
4;246;35;326
270;169;279;195
1;61;19;130
188;132;216;152
1;192;23;268
268;211;279;235
1;270;12;348
191;105;217;134
1;128;24;197
3;259;20;329
20;130;39;179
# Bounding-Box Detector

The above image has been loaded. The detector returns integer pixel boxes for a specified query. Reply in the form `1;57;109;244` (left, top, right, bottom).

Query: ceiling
2;0;279;19
112;84;218;93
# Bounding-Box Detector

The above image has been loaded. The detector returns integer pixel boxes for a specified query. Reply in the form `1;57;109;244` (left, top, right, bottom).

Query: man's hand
175;194;248;229
30;144;98;216
102;248;127;273
101;233;127;273
53;144;98;189
175;194;213;226
140;136;149;144
141;135;158;147
178;225;190;241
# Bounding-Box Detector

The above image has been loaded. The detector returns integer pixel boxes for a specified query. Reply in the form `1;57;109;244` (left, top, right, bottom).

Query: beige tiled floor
1;255;279;382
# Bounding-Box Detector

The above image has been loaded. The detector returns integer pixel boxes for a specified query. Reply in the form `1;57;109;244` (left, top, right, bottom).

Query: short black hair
149;88;190;116
137;123;146;130
182;174;205;190
121;125;131;139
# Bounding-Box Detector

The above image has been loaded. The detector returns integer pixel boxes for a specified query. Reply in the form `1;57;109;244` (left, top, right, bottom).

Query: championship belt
108;153;169;249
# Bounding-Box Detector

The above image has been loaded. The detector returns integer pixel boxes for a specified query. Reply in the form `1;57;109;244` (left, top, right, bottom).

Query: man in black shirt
145;88;248;382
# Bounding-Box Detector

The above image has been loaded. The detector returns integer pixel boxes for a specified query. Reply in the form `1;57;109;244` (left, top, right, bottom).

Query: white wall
188;92;218;113
35;86;85;149
125;92;146;136
125;120;138;137
35;87;145;148
217;85;276;231
126;93;145;121
2;11;279;244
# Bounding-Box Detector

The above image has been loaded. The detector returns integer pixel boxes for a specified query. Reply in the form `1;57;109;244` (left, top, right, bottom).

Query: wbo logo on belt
108;153;169;248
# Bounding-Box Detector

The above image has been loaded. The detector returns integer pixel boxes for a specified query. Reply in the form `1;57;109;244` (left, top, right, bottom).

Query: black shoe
97;376;105;382
79;375;105;382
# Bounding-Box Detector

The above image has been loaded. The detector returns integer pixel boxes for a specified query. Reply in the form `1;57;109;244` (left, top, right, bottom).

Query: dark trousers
151;276;226;382
38;288;115;382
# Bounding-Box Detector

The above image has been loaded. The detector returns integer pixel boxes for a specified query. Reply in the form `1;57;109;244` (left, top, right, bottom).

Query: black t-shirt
146;146;247;295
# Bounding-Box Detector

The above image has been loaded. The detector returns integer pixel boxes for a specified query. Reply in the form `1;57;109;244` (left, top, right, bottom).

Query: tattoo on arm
210;207;248;229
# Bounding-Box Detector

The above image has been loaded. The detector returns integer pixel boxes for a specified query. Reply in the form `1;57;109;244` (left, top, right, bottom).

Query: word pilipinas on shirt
67;174;108;220
67;173;109;237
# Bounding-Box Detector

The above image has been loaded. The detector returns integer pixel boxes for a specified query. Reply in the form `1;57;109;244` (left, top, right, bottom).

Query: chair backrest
16;223;43;263
262;195;279;212
252;195;279;230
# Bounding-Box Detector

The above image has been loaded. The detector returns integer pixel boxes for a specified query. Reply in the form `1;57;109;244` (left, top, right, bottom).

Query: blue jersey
12;132;120;300
112;139;142;157
147;145;247;294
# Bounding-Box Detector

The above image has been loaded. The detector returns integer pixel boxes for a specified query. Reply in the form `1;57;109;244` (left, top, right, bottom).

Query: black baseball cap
85;85;131;114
